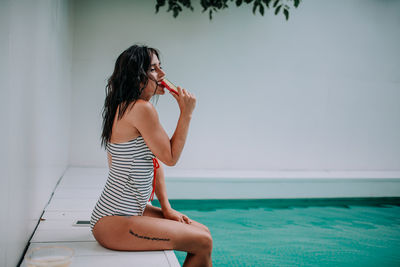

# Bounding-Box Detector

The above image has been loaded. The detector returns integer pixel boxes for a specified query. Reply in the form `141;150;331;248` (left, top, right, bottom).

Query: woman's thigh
92;215;212;253
143;204;211;234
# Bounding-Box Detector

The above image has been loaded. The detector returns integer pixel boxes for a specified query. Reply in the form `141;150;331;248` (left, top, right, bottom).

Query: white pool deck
20;167;181;267
21;167;400;266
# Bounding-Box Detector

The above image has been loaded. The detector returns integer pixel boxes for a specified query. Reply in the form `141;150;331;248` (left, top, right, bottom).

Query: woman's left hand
162;208;192;224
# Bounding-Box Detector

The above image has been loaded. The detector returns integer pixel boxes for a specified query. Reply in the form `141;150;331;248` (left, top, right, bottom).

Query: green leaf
200;0;208;10
283;8;289;20
155;0;299;20
155;0;166;13
262;0;271;8
178;0;194;11
259;4;264;15
236;0;243;6
274;4;281;15
252;1;258;14
173;4;183;17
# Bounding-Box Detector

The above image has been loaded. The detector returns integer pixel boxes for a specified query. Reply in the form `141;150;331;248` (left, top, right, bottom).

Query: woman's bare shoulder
126;99;158;122
134;99;153;108
133;99;156;114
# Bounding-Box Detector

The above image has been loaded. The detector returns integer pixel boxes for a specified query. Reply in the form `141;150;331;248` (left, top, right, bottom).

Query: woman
90;45;213;266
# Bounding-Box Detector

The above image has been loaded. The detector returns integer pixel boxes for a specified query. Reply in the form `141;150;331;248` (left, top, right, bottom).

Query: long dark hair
101;45;160;148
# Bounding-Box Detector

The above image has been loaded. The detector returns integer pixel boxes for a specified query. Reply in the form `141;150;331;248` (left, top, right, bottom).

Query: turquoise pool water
153;198;400;267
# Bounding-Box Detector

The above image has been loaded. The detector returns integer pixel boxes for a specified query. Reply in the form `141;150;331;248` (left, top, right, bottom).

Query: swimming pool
153;198;400;266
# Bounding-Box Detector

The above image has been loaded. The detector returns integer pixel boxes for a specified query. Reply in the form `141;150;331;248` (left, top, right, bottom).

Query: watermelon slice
160;79;179;95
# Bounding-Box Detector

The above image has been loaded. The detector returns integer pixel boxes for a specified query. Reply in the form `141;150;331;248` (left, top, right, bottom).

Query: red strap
149;158;159;202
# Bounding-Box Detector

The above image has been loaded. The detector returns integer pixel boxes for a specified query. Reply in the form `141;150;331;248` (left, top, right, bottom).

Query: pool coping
162;170;400;199
65;167;400;199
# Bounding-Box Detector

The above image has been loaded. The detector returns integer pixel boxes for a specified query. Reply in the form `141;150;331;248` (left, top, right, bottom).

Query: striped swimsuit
90;136;159;230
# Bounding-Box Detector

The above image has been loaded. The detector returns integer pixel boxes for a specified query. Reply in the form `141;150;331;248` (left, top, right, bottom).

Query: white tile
52;187;102;199
69;254;170;267
57;168;108;189
41;211;92;221
26;242;119;256
32;218;94;242
36;218;91;231
31;228;95;242
46;198;97;212
164;250;181;267
21;242;179;267
57;175;107;188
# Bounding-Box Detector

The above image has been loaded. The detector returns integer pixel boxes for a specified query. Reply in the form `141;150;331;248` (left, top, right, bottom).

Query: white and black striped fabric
90;136;155;230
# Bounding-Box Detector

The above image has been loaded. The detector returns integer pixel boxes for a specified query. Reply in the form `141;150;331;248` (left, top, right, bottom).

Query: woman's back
90;136;155;229
108;101;144;144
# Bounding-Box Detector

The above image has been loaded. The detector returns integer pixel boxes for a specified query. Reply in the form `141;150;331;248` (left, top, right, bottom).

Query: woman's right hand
170;86;196;116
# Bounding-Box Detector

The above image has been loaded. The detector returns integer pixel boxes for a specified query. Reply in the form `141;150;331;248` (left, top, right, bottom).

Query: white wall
0;0;73;266
70;0;400;171
0;0;397;265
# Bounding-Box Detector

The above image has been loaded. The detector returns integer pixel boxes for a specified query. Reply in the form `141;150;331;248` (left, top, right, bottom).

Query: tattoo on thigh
129;229;170;242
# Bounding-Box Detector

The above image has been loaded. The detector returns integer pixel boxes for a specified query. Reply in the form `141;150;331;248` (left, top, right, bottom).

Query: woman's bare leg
92;215;212;266
143;203;212;266
143;203;211;234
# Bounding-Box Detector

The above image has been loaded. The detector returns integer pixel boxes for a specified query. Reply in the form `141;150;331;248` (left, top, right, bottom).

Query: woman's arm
154;163;172;212
130;87;196;166
154;162;192;224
